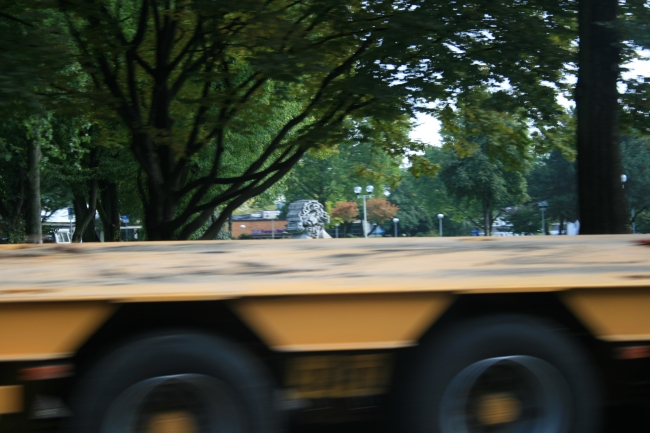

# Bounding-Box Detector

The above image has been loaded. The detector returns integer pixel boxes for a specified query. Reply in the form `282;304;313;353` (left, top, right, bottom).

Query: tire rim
101;374;244;433
439;355;572;433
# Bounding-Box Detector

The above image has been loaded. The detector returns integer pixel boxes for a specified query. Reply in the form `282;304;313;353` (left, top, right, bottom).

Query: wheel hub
147;411;197;433
439;356;571;433
475;392;521;426
102;374;243;433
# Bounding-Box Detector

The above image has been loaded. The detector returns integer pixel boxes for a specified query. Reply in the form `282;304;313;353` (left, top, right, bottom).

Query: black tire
396;315;602;433
67;331;279;433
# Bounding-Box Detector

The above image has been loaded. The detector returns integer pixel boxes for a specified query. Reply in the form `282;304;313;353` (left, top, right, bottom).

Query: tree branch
168;15;203;71
196;149;306;240
0;11;33;27
130;0;150;48
178;56;366;228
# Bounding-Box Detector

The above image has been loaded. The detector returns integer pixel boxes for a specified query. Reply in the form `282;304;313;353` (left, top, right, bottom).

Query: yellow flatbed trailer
1;236;649;432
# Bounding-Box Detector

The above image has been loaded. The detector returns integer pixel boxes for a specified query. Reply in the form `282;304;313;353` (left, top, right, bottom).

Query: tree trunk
140;170;179;241
576;0;629;234
26;139;41;244
559;216;565;235
483;205;491;236
72;182;98;243
98;181;121;242
72;149;100;242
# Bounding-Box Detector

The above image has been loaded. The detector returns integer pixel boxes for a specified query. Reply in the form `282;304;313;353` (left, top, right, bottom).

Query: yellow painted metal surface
0;385;23;414
1;236;650;303
231;293;451;351
562;289;650;342
0;302;115;361
1;237;650;348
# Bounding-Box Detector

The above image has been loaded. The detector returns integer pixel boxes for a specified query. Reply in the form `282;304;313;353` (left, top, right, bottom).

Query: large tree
48;0;575;240
438;91;533;235
527;150;579;235
439;147;528;236
0;114;54;243
52;0;421;240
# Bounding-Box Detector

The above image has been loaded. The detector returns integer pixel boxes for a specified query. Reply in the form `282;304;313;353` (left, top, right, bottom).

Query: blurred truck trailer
1;236;650;432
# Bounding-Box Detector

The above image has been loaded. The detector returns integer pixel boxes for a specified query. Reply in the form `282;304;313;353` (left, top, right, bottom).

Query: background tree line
0;0;648;242
286;93;650;237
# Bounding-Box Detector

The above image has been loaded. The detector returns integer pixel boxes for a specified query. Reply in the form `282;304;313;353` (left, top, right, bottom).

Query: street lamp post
622;174;635;233
437;214;444;237
354;185;374;238
538;201;548;235
392;218;399;237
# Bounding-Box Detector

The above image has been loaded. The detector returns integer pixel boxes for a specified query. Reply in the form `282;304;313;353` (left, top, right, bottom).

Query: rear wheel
68;331;279;433
396;315;602;433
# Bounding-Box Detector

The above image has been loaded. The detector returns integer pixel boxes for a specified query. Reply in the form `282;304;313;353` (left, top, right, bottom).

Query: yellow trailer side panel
0;386;22;414
562;288;650;342
0;302;115;361
232;293;452;351
1;236;650;353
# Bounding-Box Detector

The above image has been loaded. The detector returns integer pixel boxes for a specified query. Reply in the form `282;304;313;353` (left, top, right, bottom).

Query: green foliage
621;135;650;230
377;0;576;122
47;0;434;240
636;213;650;234
383;88;570;238
440;95;536;172
0;217;25;243
386;147;482;237
33;0;577;240
0;3;69;111
384;172;439;237
0;114;53;241
619;0;650;67
621;77;650;136
0;0;586;241
619;0;650;136
504;205;542;235
527;150;578;227
282;123;404;209
439;149;528;236
439;90;532;235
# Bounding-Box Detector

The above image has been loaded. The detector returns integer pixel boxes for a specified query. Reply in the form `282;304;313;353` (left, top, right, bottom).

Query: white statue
285;200;331;239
